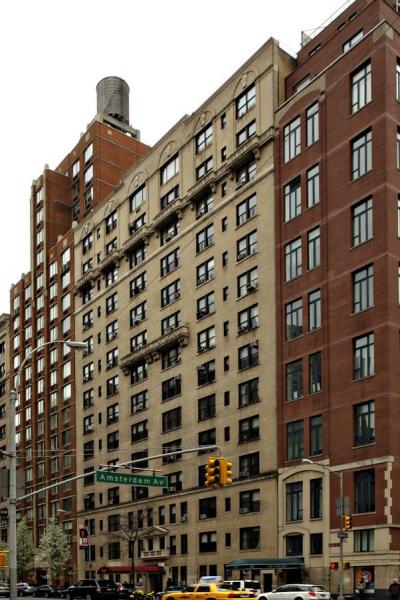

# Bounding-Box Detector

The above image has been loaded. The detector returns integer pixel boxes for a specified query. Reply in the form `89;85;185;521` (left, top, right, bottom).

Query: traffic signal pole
9;389;17;600
338;471;344;600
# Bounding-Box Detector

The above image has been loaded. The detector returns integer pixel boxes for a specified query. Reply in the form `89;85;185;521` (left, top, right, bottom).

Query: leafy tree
109;514;142;585
37;519;71;584
17;517;34;580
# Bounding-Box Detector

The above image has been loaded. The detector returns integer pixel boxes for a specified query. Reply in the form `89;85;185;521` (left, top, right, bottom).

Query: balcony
75;269;95;293
140;549;170;561
122;225;150;257
120;325;189;374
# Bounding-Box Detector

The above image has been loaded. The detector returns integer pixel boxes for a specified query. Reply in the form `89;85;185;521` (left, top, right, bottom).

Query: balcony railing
140;549;170;560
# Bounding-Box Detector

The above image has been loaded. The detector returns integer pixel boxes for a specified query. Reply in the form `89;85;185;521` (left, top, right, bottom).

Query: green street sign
96;470;168;488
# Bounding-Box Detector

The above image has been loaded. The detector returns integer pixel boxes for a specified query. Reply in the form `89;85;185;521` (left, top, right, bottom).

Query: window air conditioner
180;515;188;522
199;514;207;520
238;325;248;333
239;508;250;514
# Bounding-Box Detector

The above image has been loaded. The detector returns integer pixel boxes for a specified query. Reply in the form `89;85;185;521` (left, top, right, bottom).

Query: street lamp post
9;339;87;600
302;459;344;600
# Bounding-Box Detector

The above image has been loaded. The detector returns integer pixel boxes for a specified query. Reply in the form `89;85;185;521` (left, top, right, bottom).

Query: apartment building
275;0;400;597
73;40;293;589
9;79;150;582
0;314;10;542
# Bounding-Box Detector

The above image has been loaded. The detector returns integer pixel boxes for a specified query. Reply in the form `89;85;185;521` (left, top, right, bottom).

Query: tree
16;517;34;580
37;519;71;584
109;513;142;585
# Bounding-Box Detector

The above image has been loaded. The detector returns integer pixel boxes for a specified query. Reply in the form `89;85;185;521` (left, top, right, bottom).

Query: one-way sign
96;470;167;488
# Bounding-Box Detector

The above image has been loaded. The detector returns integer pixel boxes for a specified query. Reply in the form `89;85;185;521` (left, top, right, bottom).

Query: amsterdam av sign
96;470;168;488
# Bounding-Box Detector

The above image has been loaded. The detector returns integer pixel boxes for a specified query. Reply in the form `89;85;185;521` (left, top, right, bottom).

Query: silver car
259;585;330;600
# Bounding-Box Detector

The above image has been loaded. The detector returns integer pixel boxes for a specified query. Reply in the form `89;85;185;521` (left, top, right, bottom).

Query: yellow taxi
162;578;257;600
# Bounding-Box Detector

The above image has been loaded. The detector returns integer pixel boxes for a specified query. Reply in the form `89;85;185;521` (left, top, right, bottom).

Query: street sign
338;532;349;539
96;470;168;488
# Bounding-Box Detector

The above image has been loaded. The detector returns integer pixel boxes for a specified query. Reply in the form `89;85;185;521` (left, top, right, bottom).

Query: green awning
226;558;304;569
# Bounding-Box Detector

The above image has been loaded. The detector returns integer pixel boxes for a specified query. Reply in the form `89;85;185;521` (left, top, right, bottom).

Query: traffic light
343;514;352;530
79;524;89;549
205;457;221;488
329;562;339;570
220;458;233;486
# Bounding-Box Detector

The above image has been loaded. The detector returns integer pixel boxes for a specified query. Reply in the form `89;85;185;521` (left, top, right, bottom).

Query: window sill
236;213;257;231
352;441;375;450
351;305;375;317
350;237;374;252
349;100;372;119
351;169;372;184
352;373;375;384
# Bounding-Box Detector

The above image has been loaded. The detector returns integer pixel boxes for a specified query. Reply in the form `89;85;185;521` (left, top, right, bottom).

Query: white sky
0;0;344;313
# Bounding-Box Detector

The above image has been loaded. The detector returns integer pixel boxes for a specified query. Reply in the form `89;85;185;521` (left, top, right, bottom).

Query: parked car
224;582;262;595
0;582;9;597
34;585;60;598
63;580;118;600
258;584;331;600
17;583;38;596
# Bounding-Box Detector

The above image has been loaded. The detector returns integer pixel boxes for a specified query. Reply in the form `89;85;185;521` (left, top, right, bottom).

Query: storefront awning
226;558;304;569
97;565;165;574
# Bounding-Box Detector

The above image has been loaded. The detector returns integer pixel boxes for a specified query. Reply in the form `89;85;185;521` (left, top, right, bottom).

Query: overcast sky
1;0;345;313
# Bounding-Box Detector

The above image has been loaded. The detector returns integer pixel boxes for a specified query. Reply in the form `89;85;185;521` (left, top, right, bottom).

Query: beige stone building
73;39;293;589
0;314;10;541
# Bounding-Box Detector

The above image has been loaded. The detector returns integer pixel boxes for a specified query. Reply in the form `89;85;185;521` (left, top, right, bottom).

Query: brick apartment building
275;0;400;596
4;0;400;594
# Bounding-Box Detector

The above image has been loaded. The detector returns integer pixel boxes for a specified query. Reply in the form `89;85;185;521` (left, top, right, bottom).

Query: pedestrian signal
329;562;339;570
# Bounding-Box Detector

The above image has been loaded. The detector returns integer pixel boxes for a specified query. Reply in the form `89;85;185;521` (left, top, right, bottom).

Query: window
352;197;373;246
355;469;375;512
197;360;215;386
240;527;260;550
160;219;180;246
196;224;214;252
309;352;321;394
198;427;216;449
285;298;303;340
285;534;303;556
131;390;148;414
238;341;259;370
353;264;373;312
160;154;179;185
130;271;146;298
162;439;182;464
398;129;400;170
397;60;400;101
106;292;118;315
161;311;180;334
286;359;303;401
239;489;260;513
310;533;323;555
354;529;374;552
238;304;258;334
161;248;180;276
236;120;256;147
287;420;304;461
197;291;215;319
343;30;363;53
130;361;147;385
309;289;321;331
162;407;182;432
129;185;146;213
197;258;214;285
237;230;257;261
106;320;118;342
129;212;146;236
310;415;323;455
236;85;255;118
196;124;213;153
306;103;319;146
129;244;146;269
354;332;374;379
106;375;119;397
162;376;181;401
308;227;320;269
195;192;214;219
307;165;320;207
286;481;303;521
237;194;256;225
196;157;213;180
239;452;259;477
310;478;323;518
131;420;148;442
198;326;215;352
238;378;259;407
161;280;180;307
352;130;372;180
199;531;217;553
72;160;80;178
236;160;256;187
284;177;301;222
285;238;302;281
239;415;260;443
84;142;93;163
130;330;147;352
161;345;181;369
105;211;117;234
284;117;301;162
198;394;216;421
237;267;258;297
354;400;375;446
107;431;119;451
160;185;179;210
351;61;371;113
107;403;119;424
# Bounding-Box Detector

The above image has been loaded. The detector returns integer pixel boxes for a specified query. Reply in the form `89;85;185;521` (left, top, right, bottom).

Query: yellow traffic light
0;550;8;567
343;514;352;530
220;458;233;486
205;457;221;488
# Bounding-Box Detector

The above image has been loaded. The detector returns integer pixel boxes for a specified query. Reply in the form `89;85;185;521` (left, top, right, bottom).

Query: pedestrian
389;579;400;600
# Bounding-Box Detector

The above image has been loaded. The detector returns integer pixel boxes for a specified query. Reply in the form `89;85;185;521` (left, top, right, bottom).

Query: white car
258;584;330;600
0;581;9;597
